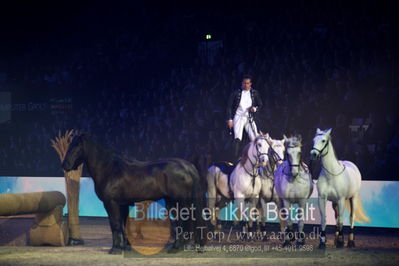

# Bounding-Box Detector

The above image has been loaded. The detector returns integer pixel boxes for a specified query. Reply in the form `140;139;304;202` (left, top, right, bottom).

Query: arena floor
1;217;399;265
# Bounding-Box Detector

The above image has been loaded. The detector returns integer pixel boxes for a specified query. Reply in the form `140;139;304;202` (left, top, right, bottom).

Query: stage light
206;34;212;40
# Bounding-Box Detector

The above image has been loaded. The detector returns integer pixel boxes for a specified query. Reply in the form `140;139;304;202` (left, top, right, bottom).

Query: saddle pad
214;161;235;176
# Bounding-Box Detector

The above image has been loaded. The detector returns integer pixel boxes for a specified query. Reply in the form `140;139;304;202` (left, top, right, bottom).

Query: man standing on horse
227;75;263;158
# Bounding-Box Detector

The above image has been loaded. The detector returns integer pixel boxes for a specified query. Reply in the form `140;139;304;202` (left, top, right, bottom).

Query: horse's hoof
167;248;178;254
247;232;255;242
260;232;268;241
348;240;355;248
284;229;295;242
296;239;305;247
335;240;344;248
209;224;216;232
196;245;205;253
319;242;326;249
282;240;291;247
216;223;222;231
67;238;84;246
233;222;240;231
260;225;267;232
167;241;184;253
108;247;123;254
167;246;181;253
123;245;132;251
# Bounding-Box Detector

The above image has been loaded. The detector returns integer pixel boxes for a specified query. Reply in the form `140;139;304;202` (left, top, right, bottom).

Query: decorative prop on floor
51;129;84;245
0;191;67;246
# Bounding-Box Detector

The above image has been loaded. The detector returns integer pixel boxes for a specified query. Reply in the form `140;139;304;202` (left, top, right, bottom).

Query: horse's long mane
316;131;340;161
79;135;143;167
285;135;302;148
327;138;340;161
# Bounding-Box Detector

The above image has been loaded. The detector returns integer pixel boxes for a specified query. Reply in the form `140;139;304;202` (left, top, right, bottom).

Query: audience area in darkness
0;1;397;180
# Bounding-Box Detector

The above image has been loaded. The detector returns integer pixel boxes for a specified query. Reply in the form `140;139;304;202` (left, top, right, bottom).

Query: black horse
62;134;207;254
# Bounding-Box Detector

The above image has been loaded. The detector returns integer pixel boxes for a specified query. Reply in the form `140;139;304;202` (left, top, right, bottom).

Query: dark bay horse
62;134;207;254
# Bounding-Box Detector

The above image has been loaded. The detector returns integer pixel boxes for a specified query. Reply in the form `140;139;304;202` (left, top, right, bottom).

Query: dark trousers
227;130;250;163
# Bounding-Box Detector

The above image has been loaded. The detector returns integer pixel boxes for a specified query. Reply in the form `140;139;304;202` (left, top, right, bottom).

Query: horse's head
62;134;87;171
310;128;332;160
284;134;302;177
270;137;285;165
253;133;270;167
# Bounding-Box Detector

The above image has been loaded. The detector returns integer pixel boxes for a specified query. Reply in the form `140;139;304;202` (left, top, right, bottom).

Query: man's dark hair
242;75;252;82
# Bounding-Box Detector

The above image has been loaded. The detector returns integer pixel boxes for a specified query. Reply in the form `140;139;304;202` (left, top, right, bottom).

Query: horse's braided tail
345;194;370;224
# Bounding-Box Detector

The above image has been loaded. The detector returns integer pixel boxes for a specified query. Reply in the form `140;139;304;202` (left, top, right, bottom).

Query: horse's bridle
244;137;268;179
265;138;284;164
263;147;283;178
311;135;346;176
283;145;301;178
254;137;269;165
311;135;330;158
261;138;284;177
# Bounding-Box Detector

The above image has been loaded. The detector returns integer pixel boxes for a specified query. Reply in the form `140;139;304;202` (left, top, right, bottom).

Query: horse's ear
259;130;264;136
283;134;288;142
316;128;322;134
297;134;302;142
71;129;79;137
265;132;270;139
326;128;332;135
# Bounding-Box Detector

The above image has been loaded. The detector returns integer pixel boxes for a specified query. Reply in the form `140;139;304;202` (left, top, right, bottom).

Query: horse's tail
345;194;370;224
191;158;208;248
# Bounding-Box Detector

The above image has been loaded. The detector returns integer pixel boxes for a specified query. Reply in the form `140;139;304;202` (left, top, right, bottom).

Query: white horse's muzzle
310;149;320;160
258;154;268;167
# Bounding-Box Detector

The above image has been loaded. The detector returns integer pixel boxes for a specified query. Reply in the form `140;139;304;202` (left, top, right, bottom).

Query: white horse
207;133;270;232
258;136;285;234
275;135;313;246
310;128;370;248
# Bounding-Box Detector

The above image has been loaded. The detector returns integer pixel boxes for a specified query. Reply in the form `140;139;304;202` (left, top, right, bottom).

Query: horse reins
265;137;284;165
283;145;301;178
243;137;268;188
310;134;329;158
311;135;346;176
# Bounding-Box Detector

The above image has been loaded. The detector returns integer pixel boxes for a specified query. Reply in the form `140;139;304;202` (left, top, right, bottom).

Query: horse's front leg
215;195;230;232
259;197;268;236
208;197;217;228
282;199;294;247
207;171;218;230
134;201;150;240
332;202;339;246
164;198;180;253
296;199;306;246
120;204;132;250
318;196;327;249
335;198;346;248
274;197;286;233
247;197;259;240
235;195;247;236
103;200;124;254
